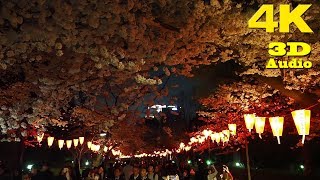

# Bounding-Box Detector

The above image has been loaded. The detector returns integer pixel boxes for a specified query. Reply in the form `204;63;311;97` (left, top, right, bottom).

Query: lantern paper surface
269;117;284;144
185;146;191;151
73;139;79;147
210;134;215;143
37;133;44;143
179;142;185;150
47;137;54;147
244;114;256;132
79;137;84;145
90;144;95;151
228;124;237;135
190;137;197;144
66;140;72;149
222;130;230;141
95;145;100;151
291;109;310;135
202;129;213;138
198;136;205;143
291;109;311;144
87;141;92;149
214;133;221;143
58;140;64;149
255;117;266;138
104;146;108;152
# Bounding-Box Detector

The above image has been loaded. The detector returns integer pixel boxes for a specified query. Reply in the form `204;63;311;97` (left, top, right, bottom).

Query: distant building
145;105;179;119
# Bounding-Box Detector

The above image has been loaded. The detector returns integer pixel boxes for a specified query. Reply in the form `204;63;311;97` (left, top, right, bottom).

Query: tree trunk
258;76;319;107
93;154;102;167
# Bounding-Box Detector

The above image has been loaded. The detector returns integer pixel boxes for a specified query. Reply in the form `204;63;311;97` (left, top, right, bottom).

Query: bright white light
85;161;89;166
27;164;33;170
100;133;107;137
72;161;74;164
235;162;241;167
172;107;178;111
300;165;304;169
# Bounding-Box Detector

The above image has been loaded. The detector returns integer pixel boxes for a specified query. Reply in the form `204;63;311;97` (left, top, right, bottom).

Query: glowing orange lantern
87;141;92;149
202;129;213;139
47;137;54;147
103;146;108;152
244;114;256;132
228;124;237;136
58;140;64;150
90;144;95;151
73;139;79;147
79;137;84;145
222;130;230;142
291;109;311;144
214;133;221;144
66;140;72;149
179;142;185;150
37;133;44;143
190;137;197;144
95;145;100;151
255;117;266;139
210;134;215;143
198;136;206;143
269;117;284;144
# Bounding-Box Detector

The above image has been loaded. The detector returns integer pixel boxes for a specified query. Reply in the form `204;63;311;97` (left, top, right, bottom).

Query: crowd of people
18;160;233;180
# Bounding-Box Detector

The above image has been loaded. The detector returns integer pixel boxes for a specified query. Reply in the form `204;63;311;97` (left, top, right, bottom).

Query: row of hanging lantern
133;149;173;158
38;135;113;153
244;109;310;144
114;123;237;159
188;123;237;147
41;136;85;149
55;137;85;149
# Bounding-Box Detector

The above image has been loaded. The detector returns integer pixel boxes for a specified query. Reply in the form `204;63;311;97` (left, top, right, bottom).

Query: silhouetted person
129;167;141;180
113;168;125;180
36;163;54;180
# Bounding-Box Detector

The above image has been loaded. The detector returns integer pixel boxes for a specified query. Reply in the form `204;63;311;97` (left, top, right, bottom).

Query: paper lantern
255;117;266;139
66;140;72;149
179;142;185;150
202;129;213;139
291;109;311;144
220;132;226;145
73;139;79;147
244;114;256;132
95;145;100;151
269;117;284;144
190;137;198;144
222;130;230;142
90;144;95;151
103;146;108;152
47;137;54;147
79;137;84;145
58;140;64;150
87;141;92;149
214;133;221;144
210;134;215;143
228;124;237;136
198;136;206;143
185;146;191;151
37;133;44;143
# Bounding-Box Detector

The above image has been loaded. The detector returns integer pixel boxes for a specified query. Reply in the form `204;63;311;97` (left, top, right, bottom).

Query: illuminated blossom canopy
0;0;320;153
